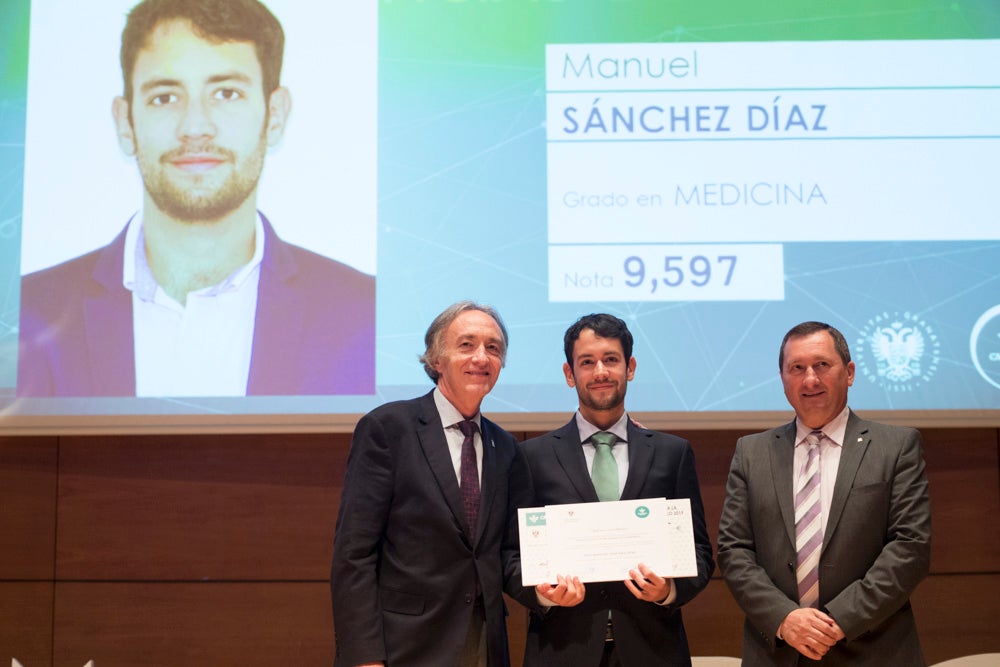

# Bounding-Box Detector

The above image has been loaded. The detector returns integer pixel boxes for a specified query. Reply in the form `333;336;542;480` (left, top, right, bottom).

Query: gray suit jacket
717;411;931;666
331;391;517;667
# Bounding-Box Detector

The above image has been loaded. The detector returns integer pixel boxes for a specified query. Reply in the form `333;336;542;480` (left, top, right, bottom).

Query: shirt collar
796;405;849;447
575;411;629;446
122;212;266;301
433;386;482;430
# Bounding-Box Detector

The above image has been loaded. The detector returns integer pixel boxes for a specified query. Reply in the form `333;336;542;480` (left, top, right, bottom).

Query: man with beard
503;313;714;667
16;0;374;397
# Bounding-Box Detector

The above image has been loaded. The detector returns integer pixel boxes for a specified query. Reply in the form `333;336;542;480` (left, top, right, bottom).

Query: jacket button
465;594;473;604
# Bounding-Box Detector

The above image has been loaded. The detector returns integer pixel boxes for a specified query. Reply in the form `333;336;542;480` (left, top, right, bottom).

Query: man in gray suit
718;321;931;666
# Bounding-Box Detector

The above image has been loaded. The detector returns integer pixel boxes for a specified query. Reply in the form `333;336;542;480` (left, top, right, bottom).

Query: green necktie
590;431;619;502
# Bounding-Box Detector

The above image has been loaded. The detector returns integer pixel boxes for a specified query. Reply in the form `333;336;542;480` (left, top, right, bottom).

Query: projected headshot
16;0;375;398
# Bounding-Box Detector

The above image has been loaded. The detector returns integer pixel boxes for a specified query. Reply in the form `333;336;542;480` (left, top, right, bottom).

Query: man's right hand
536;574;586;607
778;608;845;660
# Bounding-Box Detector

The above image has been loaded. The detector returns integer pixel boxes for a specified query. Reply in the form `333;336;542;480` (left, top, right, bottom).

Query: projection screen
1;0;998;433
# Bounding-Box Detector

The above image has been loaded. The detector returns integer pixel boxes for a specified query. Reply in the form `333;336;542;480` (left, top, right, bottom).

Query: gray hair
419;301;509;382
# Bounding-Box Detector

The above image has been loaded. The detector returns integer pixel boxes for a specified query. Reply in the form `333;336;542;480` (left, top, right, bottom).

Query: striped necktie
795;430;824;608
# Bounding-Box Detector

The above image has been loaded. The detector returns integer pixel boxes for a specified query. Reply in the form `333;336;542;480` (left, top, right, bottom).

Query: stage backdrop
2;0;998;432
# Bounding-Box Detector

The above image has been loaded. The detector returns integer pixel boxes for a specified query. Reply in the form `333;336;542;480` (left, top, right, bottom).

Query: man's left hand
624;563;671;602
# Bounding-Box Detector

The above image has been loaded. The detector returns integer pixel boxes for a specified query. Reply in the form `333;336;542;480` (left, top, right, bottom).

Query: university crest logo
856;312;940;392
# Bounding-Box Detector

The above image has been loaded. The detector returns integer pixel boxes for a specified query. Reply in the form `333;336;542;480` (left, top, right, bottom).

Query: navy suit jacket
503;418;714;667
17;214;374;396
331;391;518;667
717;412;931;666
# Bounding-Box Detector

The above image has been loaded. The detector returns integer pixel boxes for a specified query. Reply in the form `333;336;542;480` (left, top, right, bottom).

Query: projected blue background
1;0;998;425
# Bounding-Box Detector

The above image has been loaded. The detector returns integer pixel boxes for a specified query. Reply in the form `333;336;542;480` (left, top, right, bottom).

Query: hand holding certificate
517;497;697;586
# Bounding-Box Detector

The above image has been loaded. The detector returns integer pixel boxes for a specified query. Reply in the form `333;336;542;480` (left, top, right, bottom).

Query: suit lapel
825;411;870;544
551;420;599;502
476;419;500;544
414;394;471;539
621;421;653;500
86;228;136;395
247;215;305;395
770;421;798;549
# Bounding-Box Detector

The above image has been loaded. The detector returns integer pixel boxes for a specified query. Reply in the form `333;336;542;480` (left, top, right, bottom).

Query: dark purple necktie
458;419;481;536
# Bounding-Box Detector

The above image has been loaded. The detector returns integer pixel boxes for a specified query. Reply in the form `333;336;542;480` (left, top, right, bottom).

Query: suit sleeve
717;437;799;649
669;440;715;608
330;412;395;665
823;429;931;640
502;443;545;612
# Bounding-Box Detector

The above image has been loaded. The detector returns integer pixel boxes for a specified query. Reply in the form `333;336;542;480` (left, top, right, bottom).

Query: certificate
517;497;697;586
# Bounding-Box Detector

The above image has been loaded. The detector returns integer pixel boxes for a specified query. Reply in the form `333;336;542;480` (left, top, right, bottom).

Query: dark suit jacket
503;418;714;667
717;411;931;666
331;391;518;667
16;214;374;396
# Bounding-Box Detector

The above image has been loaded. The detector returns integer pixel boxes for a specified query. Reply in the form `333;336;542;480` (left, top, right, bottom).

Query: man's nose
178;97;217;140
594;360;609;377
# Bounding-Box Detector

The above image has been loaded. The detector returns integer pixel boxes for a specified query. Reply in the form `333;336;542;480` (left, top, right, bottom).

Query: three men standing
333;314;932;666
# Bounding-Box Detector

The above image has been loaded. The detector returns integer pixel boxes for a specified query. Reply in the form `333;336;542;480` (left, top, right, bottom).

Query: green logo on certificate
526;511;546;526
635;505;650;518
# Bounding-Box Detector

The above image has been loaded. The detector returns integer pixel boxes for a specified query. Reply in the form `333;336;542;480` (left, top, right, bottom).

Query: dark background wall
2;426;998;665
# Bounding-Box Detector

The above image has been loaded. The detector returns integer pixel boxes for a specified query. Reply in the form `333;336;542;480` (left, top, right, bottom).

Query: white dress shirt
124;214;264;397
433;387;484;485
793;405;850;537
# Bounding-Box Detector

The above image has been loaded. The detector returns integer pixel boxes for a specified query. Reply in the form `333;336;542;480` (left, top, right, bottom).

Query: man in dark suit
718;321;931;666
504;313;714;667
331;301;518;667
17;0;374;397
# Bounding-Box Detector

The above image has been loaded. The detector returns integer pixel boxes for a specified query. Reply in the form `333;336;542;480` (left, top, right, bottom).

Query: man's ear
112;96;136;156
265;86;291;147
563;362;576;388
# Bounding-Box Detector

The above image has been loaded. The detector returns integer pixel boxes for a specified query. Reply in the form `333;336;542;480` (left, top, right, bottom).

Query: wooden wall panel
48;584;530;667
0;582;53;666
0;436;58;579
913;573;1000;665
56;433;351;581
0;426;992;664
678;577;744;659
505;595;528;667
677;429;745;550
53;582;332;666
921;428;1000;573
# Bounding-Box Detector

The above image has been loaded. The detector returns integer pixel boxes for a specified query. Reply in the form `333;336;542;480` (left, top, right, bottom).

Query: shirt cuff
655;578;678;606
536;590;557;608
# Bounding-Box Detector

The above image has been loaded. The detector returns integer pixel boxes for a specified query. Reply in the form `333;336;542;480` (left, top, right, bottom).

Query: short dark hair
120;0;284;104
778;321;852;371
419;301;509;383
564;313;634;366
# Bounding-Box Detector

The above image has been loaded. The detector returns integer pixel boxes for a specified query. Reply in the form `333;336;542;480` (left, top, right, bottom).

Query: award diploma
517;497;697;586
